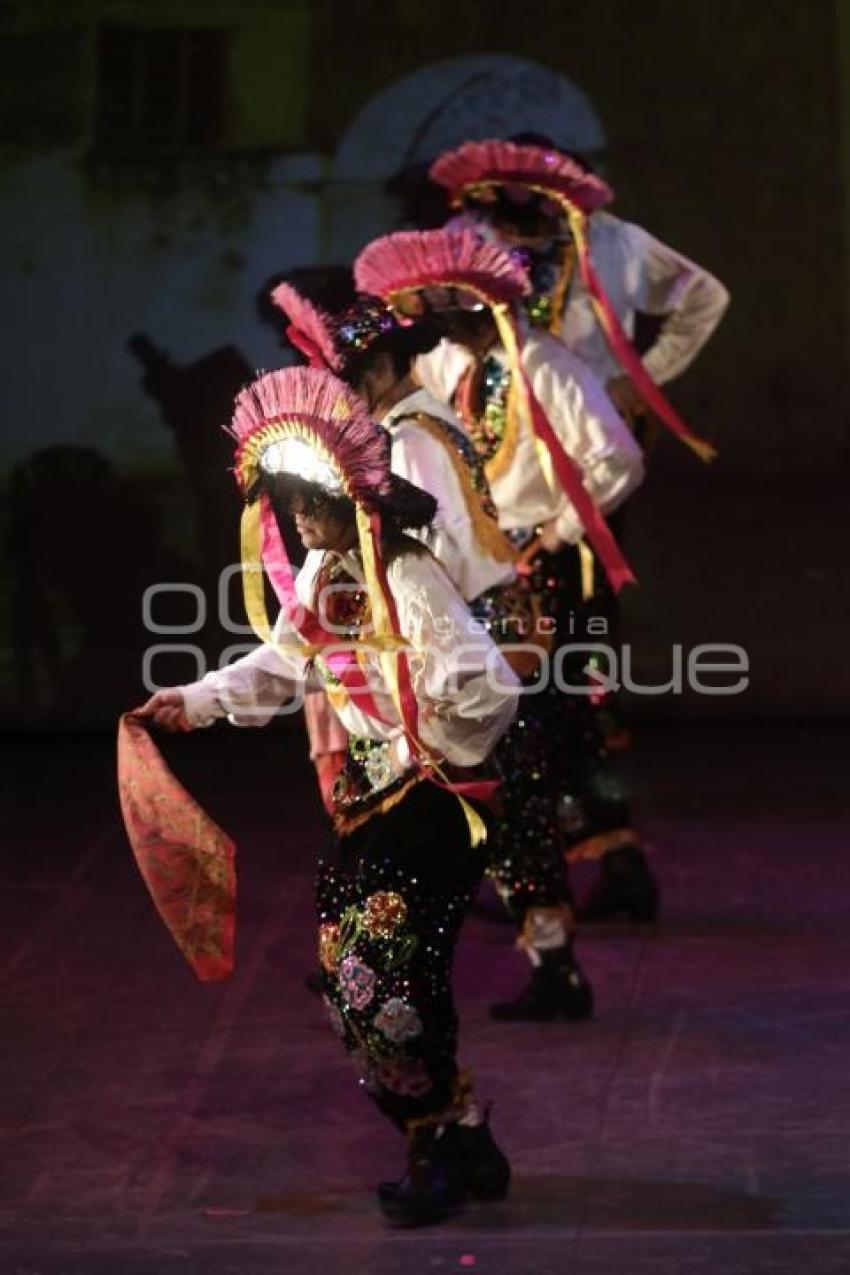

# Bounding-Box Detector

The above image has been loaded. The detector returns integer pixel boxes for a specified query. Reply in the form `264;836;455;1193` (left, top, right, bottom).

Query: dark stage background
1;0;848;730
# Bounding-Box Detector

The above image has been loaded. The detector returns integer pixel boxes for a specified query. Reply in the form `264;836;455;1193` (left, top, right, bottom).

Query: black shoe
437;1114;511;1201
377;1128;466;1227
577;845;660;924
489;943;595;1022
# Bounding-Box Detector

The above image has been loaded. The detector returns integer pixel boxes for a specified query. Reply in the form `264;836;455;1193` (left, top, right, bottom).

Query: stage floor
2;721;849;1273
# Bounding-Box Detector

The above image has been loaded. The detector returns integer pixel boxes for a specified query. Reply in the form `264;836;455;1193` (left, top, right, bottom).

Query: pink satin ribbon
519;363;636;593
572;232;716;462
259;495;392;724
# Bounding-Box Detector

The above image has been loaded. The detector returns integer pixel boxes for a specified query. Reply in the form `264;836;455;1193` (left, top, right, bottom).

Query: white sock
521;909;568;965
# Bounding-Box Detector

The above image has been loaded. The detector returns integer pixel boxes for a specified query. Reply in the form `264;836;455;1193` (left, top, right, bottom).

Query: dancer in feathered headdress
132;365;521;1226
274;277;598;1026
429;136;727;461
355;227;651;1020
427;136;729;923
354;227;642;589
271;280;519;808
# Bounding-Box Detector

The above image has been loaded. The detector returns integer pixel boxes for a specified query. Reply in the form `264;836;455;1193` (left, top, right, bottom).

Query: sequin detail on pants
536;543;638;860
316;780;487;1129
487;701;573;923
470;584;573;927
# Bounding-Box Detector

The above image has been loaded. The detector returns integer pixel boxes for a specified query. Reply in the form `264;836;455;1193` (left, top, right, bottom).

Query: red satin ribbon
496;308;636;593
571;223;717;462
519;362;636;593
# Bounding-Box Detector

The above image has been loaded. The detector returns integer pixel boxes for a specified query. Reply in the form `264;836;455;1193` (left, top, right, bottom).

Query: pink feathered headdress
430;139;614;213
354;228;530;309
270;282;341;371
229;365;392;503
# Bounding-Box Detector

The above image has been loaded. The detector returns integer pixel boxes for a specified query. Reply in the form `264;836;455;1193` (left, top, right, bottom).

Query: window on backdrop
93;24;230;154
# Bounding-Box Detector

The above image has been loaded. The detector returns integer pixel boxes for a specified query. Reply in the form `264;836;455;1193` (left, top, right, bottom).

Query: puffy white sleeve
625;221;730;385
388;552;519;766
180;609;311;729
525;341;645;544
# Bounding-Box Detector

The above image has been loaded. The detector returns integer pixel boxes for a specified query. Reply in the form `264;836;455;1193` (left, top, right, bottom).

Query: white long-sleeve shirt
416;327;644;543
450;209;729;387
382;387;516;601
556;212;729;386
181;546;520;768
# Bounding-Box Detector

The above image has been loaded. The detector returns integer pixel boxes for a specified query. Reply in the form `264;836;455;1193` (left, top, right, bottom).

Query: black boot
437;1114;511;1201
577;845;660;923
489;943;595;1022
377;1127;466;1227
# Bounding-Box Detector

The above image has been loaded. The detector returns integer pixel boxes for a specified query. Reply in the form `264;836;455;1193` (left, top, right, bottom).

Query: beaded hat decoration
271;283;400;373
429;139;716;462
332;295;399;360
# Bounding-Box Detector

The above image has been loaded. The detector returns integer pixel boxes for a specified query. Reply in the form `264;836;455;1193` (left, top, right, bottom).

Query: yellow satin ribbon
491;303;558;497
548;240;576;335
240;501;319;657
240;501;407;690
579;539;595;601
354;505;399;696
355;505;489;848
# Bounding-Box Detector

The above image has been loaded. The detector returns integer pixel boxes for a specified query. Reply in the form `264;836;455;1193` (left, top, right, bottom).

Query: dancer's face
493;224;551;251
289;490;357;553
443;309;499;357
353;350;397;411
488;206;565;254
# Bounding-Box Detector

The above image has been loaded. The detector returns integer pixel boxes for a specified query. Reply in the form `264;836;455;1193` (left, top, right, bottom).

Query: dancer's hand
606;374;647;424
134;689;192;732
